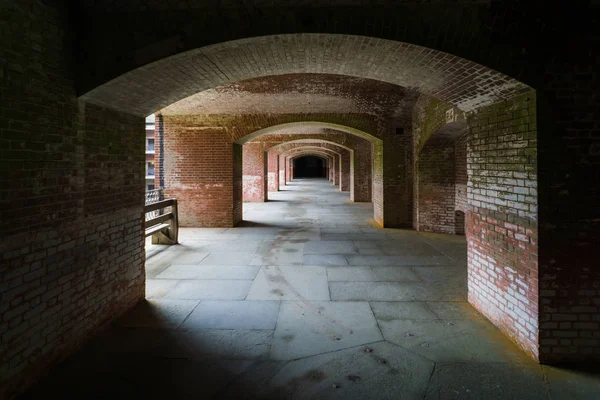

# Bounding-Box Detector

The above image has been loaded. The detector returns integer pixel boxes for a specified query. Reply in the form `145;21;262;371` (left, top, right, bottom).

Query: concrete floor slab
303;254;349;266
425;362;548;399
165;250;210;265
263;341;434;399
182;300;280;330
250;250;304;266
426;301;485;320
199;251;256;265
247;266;330;301
145;279;178;298
543;365;600;400
378;319;534;363
163;280;252;300
370;301;439;321
304;240;357;254
179;329;274;359
347;255;454;266
330;281;422;301
270;301;383;360
26;179;599;399
119;299;199;328
327;266;375;281
154;264;260;280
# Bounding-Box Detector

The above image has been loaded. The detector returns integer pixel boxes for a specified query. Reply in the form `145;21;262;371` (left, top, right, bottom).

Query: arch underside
80;34;530;117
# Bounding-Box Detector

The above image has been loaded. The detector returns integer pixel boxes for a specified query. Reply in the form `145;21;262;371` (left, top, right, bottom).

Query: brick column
467;92;538;360
351;141;372;202
267;151;279;192
243;143;266;202
375;132;413;228
162;115;240;227
340;149;350;191
279;154;286;188
417;137;456;234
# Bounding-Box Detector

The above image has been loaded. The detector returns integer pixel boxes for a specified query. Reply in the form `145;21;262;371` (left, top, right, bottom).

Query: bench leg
151;229;177;245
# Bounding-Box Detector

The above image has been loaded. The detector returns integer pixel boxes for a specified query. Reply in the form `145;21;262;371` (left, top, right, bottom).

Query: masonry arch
414;120;469;234
83;33;539;362
6;4;599;395
275;143;350;191
235;122;380;218
290;154;329;179
285;150;336;181
80;34;529;117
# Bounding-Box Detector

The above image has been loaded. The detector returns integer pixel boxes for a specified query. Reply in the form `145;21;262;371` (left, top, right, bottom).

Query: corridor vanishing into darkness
22;180;597;399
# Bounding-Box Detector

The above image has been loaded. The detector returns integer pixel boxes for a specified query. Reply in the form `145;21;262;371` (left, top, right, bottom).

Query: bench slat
145;212;174;229
145;223;170;237
145;199;175;213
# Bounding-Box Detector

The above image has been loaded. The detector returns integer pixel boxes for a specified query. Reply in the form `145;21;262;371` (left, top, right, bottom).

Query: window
146;161;155;177
146;138;155;152
147;184;155;191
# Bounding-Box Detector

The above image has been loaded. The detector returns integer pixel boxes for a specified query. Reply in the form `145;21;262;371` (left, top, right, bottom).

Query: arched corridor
23;178;569;399
3;2;599;398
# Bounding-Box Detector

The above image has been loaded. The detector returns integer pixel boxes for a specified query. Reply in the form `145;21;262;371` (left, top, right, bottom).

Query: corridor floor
23;179;600;399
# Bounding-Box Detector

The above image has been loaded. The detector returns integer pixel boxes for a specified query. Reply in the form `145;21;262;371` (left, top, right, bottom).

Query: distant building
145;115;156;191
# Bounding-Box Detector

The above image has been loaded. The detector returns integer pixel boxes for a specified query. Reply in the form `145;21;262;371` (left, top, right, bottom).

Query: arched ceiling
238;122;379;144
160;74;418;118
279;145;344;158
80;34;530;116
269;139;352;153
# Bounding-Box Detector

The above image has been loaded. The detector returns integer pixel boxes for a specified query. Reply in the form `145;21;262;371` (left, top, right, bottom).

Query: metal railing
145;188;164;220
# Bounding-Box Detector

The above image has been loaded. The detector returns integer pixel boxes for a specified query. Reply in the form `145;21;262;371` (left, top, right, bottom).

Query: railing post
170;199;179;244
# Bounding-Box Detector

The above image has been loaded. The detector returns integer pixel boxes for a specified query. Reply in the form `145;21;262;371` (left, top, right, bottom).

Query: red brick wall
242;143;266;202
538;63;600;363
267;151;279;192
380;130;413;228
417;137;456;234
455;135;468;234
233;143;243;225
246;132;372;203
279;154;286;187
467;92;539;360
0;3;146;397
275;143;345;189
160;115;237;226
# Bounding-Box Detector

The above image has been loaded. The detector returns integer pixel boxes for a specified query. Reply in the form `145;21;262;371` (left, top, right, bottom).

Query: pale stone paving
22;179;600;399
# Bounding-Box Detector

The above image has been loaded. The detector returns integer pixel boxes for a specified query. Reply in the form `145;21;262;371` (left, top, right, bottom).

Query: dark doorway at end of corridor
294;156;327;178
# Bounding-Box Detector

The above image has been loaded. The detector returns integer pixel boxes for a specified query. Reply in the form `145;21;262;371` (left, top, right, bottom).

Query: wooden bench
144;199;179;245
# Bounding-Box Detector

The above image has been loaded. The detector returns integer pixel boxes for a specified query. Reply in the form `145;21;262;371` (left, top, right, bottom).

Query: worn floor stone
22;179;600;399
270;301;382;360
182;300;280;330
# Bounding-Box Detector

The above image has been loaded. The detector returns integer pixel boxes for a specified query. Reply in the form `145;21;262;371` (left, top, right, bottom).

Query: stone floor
22;179;600;399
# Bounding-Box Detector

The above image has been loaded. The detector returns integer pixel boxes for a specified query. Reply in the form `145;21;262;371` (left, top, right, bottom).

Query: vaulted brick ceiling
160;74;418;118
82;34;529;116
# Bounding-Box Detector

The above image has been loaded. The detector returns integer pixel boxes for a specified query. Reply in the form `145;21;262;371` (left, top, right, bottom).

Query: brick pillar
330;154;336;185
267;151;279;192
351;142;372;202
162;115;239;227
243;143;266;202
331;154;337;184
376;131;412;228
467;92;538;360
233;143;243;225
279;154;286;188
340;149;350;191
417;137;456;234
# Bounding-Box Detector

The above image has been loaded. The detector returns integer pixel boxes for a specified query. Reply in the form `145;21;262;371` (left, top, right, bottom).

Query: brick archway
3;3;597;395
275;142;352;193
234;123;379;217
80;34;529;117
